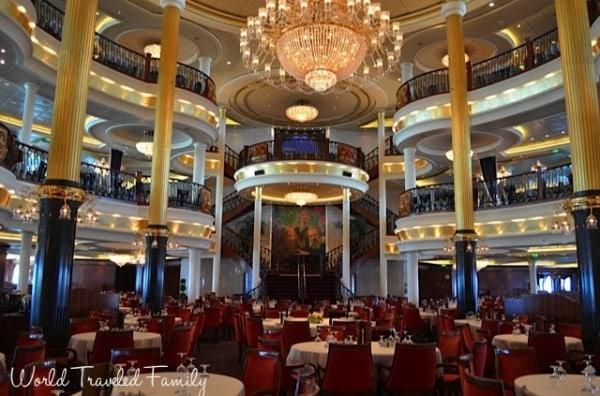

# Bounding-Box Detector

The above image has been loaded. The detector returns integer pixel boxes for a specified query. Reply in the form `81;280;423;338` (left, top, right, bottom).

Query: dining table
514;373;595;396
68;331;162;364
491;334;584;352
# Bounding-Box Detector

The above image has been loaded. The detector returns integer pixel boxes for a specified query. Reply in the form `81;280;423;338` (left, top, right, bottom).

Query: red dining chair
441;308;457;320
233;314;247;363
264;309;280;319
354;306;371;322
258;336;282;354
245;316;264;349
70;318;99;336
203;307;223;338
558;322;582;339
471;339;489;378
527;331;568;373
282;320;311;357
462;372;504;396
496;347;538;396
322;343;373;395
179;308;192;322
242;349;280;396
403;306;425;333
15;332;45;347
290;309;309;318
384;343;437;394
481;320;499;338
110;348;161;373
438;330;463;394
394;316;404;333
142;318;163;334
89;330;134;364
22;360;56;396
10;343;46;383
498;321;518;335
332;320;358;337
459;324;475;353
161;315;178;341
161;326;193;370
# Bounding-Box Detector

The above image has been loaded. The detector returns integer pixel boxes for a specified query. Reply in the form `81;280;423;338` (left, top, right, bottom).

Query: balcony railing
395;28;561;110
7;141;213;214
222;225;252;263
398;164;573;217
238;139;366;170
32;0;217;104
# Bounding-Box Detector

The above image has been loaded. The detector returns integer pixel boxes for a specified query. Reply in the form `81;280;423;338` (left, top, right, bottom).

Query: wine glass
114;363;126;378
549;365;560;387
378;335;386;347
186;357;196;373
126;360;137;377
407;334;414;344
200;364;210;378
556;360;567;382
403;330;408;342
176;353;188;373
581;355;597;393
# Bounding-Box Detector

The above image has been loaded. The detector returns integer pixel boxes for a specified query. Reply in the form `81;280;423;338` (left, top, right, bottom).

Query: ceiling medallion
285;100;319;123
241;0;403;93
136;130;154;157
285;191;318;206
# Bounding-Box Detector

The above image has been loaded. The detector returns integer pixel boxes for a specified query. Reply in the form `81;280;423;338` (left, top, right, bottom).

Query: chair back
179;308;192;322
242;349;280;396
496;347;538;388
244;316;264;348
11;343;46;383
15;332;45;347
439;315;456;331
233;314;246;345
282;321;311;356
161;315;178;340
498;321;517;335
558;322;582;339
403;307;424;332
110;348;161;373
481;320;499;338
290;309;309;318
203;307;223;329
162;326;193;370
257;336;282;354
331;320;358;337
22;360;56;396
385;343;437;393
439;330;463;361
527;331;567;372
90;330;134;364
441;308;457;319
459;324;474;353
81;362;112;396
462;372;504;396
143;318;162;334
322;343;373;394
264;309;279;319
471;339;488;377
70;318;99;336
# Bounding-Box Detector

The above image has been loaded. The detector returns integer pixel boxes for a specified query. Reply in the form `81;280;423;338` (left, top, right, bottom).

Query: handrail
364;148;378;178
398;164;573;217
385;136;402;156
237;139;366;170
6;140;213;213
222;224;252;263
32;0;217;104
351;229;378;263
395;26;563;110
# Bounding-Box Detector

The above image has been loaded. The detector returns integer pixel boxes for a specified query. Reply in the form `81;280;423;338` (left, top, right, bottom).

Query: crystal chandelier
241;0;403;93
13;187;38;222
143;43;161;58
136;130;154;157
285;191;318;206
285;100;319;123
552;199;599;233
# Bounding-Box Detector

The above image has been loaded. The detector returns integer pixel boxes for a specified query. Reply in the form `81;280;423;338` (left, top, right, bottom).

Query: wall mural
272;206;326;265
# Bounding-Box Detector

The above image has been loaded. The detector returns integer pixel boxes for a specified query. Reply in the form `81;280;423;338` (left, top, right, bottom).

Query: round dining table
491;334;584;352
286;341;442;369
514;374;594;396
68;331;162;364
454;318;482;331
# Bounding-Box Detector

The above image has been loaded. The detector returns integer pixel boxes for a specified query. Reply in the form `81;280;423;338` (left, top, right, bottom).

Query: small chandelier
13;187;38;222
109;253;134;268
241;0;403;93
136;130;154;157
285;191;318;206
285;100;319;123
144;43;161;58
552;200;574;235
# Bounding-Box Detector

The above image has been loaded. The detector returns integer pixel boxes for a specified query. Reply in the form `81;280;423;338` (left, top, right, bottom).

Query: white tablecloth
515;374;594;396
454;319;482;331
68;332;162;364
286;341;442;369
0;352;5;373
118;306;133;313
491;334;584;352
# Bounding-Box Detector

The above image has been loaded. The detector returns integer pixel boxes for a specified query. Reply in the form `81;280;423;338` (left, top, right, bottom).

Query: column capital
441;1;466;19
160;0;185;11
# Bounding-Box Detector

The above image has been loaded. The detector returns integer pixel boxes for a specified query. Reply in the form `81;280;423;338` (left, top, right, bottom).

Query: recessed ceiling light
488;2;495;7
0;48;5;53
530;137;535;141
561;130;566;134
517;24;522;28
0;60;5;65
226;60;232;65
544;134;550;138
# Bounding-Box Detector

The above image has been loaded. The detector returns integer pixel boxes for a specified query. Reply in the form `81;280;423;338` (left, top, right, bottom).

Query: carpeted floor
194;338;244;379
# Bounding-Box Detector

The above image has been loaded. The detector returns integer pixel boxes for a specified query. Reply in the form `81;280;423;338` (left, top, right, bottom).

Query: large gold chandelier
240;0;403;93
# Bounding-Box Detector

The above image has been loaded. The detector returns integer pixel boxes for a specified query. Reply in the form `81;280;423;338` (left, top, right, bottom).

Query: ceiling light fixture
136;130;154;157
441;53;469;67
109;254;134;267
285;100;319;123
143;43;161;58
241;0;403;93
285;191;318;207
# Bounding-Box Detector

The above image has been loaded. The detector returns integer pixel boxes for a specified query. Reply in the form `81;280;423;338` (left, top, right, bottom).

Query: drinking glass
114;363;126;377
186;357;196;373
407;334;414;344
556;360;567;382
200;364;210;378
176;353;188;373
581;356;597;393
378;335;386;347
126;360;137;377
549;365;560;387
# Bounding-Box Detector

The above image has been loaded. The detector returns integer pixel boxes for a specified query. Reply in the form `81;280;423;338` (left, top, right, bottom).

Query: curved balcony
4;140;213;214
396;28;561;110
399;164;572;217
237;139;366;171
33;0;216;104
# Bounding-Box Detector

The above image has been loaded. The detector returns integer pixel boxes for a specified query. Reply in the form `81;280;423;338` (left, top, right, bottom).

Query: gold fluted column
555;0;600;347
442;0;478;318
142;0;185;312
29;0;98;346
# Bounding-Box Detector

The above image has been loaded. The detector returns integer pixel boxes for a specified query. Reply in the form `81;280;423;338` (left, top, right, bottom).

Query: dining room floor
195;338;243;379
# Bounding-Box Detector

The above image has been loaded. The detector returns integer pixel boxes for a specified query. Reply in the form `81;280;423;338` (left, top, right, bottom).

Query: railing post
466;61;473;91
525;38;535;69
144;52;152;82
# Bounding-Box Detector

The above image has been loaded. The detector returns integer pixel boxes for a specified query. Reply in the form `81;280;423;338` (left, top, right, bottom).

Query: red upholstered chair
245;316;264;349
559;322;582;339
496;347;538;396
22;360;56;396
258;336;282;354
331;320;358;337
394;316;404;333
161;326;193;370
462;372;504;396
203;307;223;338
110;348;161;373
439;330;463;363
441;308;457;320
459;324;475;353
290;309;309;318
89;330;134;364
527;331;568;373
481;320;499;338
178;308;192;322
439;315;456;332
403;306;425;333
143;318;163;334
10;343;45;383
384;343;437;394
264;309;280;319
70;318;99;336
233;314;247;363
242;349;280;396
322;343;373;395
15;332;45;347
282;320;311;357
498;321;518;335
354;306;372;322
471;339;489;378
161;315;178;341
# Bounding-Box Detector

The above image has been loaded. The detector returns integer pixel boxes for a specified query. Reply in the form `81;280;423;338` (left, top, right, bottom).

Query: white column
400;62;414;83
18;231;33;294
188;248;202;302
403;147;417;190
192;142;206;184
405;252;419;304
180;257;190;296
212;107;226;295
252;187;263;289
342;188;351;289
198;56;213;77
19;83;39;144
528;259;537;294
377;112;388;297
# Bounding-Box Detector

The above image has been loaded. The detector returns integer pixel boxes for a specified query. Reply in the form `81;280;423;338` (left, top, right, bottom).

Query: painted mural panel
272;206;326;264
